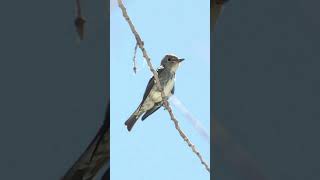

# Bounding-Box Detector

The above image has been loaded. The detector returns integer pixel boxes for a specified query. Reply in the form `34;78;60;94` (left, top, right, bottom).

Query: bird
125;54;184;131
61;104;109;180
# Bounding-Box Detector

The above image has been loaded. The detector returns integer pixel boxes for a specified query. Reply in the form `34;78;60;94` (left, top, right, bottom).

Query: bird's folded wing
141;67;165;104
61;106;110;180
141;102;162;121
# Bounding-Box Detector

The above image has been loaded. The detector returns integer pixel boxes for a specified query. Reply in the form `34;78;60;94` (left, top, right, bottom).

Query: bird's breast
150;78;175;102
163;79;175;96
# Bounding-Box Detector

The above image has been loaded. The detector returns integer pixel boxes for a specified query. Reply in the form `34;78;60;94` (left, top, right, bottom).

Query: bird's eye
168;58;171;61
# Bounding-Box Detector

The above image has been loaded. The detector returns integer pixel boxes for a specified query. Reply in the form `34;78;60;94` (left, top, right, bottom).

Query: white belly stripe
150;79;174;102
163;79;174;96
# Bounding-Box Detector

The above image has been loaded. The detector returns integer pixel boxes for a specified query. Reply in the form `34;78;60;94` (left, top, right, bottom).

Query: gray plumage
125;54;184;131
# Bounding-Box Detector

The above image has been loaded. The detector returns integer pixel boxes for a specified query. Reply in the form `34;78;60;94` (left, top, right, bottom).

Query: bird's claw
162;96;169;101
162;96;170;110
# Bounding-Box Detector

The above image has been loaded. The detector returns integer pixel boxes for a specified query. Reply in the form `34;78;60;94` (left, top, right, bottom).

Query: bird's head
160;54;185;72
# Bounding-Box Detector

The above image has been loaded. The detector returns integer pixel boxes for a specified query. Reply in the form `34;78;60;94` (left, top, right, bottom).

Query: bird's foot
162;96;170;110
162;96;169;102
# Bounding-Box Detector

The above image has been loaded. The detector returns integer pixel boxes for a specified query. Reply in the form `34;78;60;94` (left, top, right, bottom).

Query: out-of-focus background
0;0;108;179
214;0;320;179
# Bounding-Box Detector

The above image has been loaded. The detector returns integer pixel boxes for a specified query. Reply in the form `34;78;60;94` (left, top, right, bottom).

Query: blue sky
110;0;210;179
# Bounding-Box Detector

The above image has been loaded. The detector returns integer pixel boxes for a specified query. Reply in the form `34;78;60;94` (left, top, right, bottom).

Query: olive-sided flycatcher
125;54;184;131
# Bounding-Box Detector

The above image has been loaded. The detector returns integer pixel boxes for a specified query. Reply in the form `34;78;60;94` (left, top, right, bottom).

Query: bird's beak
178;58;185;63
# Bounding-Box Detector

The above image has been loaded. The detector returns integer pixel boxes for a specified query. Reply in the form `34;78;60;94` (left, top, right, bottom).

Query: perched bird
61;104;109;180
125;54;184;131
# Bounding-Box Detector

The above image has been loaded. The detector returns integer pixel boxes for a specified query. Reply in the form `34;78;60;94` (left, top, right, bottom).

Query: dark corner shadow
212;0;266;179
213;123;267;180
61;102;110;180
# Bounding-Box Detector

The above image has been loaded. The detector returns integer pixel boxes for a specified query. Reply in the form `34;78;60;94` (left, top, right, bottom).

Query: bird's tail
125;108;141;131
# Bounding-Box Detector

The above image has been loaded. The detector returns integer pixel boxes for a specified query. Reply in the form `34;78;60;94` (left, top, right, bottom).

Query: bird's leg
162;96;169;110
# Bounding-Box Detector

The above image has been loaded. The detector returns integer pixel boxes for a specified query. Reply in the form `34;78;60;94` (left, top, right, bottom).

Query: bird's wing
141;102;162;121
61;105;110;180
140;67;164;105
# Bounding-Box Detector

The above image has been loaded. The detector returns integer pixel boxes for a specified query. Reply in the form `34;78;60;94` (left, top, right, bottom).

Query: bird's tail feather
125;108;141;131
125;114;138;131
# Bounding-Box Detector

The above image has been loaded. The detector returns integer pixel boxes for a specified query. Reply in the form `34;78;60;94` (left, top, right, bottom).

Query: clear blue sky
110;0;210;179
